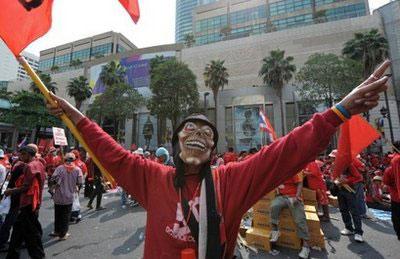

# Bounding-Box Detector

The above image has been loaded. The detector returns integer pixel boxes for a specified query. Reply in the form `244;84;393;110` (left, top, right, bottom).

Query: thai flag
259;110;277;141
17;136;28;149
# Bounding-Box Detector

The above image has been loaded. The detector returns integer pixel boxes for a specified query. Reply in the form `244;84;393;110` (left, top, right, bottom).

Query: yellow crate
246;228;271;251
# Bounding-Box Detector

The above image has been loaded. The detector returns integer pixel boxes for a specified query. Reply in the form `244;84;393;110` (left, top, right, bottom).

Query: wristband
331;107;347;122
335;104;351;119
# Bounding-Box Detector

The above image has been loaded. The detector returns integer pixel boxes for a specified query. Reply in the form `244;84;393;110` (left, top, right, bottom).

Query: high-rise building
176;0;199;43
38;31;136;72
0;40;39;81
193;0;370;45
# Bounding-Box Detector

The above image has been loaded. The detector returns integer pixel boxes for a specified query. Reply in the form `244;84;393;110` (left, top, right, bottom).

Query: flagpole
17;56;115;185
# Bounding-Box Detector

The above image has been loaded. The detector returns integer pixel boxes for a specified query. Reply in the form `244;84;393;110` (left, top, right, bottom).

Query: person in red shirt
270;173;311;258
365;176;390;211
332;155;365;242
4;146;46;259
44;147;62;177
304;161;330;221
46;61;389;259
383;141;400;241
222;147;237;165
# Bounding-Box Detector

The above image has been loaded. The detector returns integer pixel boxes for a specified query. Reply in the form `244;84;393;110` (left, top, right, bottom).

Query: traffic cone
181;248;196;259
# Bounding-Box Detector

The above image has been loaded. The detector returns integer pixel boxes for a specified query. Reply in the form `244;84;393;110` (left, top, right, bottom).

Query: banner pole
17;56;115;185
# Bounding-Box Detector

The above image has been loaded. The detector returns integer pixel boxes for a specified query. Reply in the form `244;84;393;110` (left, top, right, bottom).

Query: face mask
178;121;214;165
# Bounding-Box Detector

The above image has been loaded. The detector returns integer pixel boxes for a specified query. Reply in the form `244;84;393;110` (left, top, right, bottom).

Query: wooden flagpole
17;56;115;185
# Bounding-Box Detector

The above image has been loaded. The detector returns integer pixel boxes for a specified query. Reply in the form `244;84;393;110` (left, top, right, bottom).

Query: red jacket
305;161;327;191
383;154;400;202
76;109;342;259
223;152;237;164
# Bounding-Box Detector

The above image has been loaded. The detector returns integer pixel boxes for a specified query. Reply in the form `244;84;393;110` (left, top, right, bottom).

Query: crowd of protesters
0;137;398;258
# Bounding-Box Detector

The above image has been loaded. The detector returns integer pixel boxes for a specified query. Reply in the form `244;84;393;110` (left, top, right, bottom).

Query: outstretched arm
46;94;166;209
218;60;391;216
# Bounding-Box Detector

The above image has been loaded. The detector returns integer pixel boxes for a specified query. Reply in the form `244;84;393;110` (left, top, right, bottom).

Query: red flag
119;0;140;23
333;115;380;178
0;0;53;55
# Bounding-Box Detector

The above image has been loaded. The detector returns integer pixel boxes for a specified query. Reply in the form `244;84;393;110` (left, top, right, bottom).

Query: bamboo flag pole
17;56;115;185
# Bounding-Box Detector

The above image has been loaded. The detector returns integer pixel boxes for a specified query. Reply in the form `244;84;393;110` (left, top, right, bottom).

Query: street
5;189;399;259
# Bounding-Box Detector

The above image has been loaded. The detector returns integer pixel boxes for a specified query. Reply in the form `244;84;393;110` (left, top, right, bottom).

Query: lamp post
380;103;394;143
203;92;210;115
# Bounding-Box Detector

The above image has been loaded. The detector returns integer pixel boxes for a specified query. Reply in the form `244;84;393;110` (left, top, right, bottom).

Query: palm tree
343;29;388;122
259;49;296;135
99;61;126;87
0;87;12;101
203;60;229;129
342;29;388;80
184;33;195;48
66;76;92;111
30;72;57;93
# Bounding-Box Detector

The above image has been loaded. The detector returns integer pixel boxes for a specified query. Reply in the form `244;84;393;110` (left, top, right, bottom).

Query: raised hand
338;60;391;116
46;92;85;125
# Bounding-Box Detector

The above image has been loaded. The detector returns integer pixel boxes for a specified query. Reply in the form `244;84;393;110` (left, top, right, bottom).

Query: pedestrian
87;160;105;210
46;61;390;258
155;147;174;167
270;173;311;258
304;161;330;221
49;153;83;240
383;141;400;241
4;146;46;259
0;160;25;252
366;176;391;211
222;147;237;165
332;153;365;242
44;147;61;178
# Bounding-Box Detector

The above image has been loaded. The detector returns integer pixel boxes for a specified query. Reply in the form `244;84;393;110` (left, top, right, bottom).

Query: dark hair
19;146;36;156
228;147;234;152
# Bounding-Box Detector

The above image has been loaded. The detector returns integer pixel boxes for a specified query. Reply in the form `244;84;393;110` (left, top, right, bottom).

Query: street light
379;105;396;142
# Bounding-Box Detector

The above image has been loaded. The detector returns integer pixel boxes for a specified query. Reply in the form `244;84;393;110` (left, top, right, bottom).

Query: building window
38;58;54;71
285;102;297;133
195;14;228;33
270;0;312;17
230;5;267;25
54;53;71;67
325;3;366;22
272;13;313;30
72;49;91;61
91;43;113;58
117;44;126;53
225;107;234;150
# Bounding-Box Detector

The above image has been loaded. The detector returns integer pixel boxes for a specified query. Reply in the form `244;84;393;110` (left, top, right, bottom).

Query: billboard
234;106;262;152
89;51;176;96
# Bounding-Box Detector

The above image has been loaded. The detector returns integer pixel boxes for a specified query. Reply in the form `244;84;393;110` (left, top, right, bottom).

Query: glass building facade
38;43;124;71
176;0;198;43
194;0;368;45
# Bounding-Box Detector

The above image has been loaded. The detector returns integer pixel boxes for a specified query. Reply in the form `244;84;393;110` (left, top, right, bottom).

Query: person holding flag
0;0;393;257
45;60;391;258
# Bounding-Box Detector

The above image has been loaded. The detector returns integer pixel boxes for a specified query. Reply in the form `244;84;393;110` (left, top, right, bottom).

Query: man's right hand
46;92;85;125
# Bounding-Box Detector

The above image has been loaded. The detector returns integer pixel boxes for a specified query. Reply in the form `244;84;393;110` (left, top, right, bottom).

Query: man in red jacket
222;147;237;165
383;141;400;241
47;62;390;258
4;146;46;259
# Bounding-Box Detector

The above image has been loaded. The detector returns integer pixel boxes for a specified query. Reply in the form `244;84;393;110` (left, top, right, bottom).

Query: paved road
3;190;399;259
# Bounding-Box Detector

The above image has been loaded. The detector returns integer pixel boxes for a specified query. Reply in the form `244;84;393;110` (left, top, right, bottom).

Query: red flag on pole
333;115;380;178
259;109;278;141
119;0;140;23
0;0;54;55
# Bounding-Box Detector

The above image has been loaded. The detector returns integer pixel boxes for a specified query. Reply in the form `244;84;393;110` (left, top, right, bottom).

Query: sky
25;0;392;56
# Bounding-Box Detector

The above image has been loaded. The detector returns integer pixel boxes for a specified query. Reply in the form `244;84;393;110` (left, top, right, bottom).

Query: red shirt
45;154;62;176
74;159;88;176
366;183;383;203
223;152;237;164
16;160;46;210
305;161;327;191
278;173;302;197
383;154;400;202
77;109;342;259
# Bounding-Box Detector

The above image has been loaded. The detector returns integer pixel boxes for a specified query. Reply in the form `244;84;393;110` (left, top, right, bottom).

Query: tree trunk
114;119;119;141
30;126;38;144
75;100;82;111
213;90;218;130
278;88;285;136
